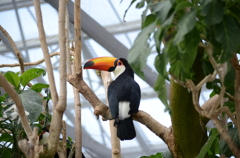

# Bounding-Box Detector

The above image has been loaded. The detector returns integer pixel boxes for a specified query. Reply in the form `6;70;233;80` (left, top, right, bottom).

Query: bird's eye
117;61;123;66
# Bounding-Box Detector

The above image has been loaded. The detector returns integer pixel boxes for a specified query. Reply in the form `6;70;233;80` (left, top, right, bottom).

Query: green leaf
181;27;199;72
136;0;145;9
154;27;163;54
154;74;169;112
215;15;240;62
123;0;137;22
142;14;156;29
224;62;235;96
162;150;173;158
0;133;13;142
31;83;49;93
201;59;214;76
220;127;240;157
140;152;163;158
201;0;224;26
20;90;44;123
4;71;20;89
128;21;156;79
155;53;168;78
173;10;196;44
206;79;221;94
150;0;172;24
196;128;219;158
175;1;193;12
20;68;46;87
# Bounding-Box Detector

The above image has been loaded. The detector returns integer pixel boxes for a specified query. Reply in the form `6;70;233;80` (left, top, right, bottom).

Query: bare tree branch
101;71;121;158
33;0;59;106
0;74;32;137
231;55;240;141
73;0;83;157
0;25;25;73
0;52;63;68
47;0;67;156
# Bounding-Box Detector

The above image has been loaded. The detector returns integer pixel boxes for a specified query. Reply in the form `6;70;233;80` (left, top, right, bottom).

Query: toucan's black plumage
107;58;140;140
84;57;141;140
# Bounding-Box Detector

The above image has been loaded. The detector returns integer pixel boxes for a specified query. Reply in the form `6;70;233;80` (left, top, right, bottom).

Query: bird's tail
116;117;136;140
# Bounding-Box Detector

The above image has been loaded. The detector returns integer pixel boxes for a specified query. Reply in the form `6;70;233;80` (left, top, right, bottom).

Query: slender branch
0;25;25;73
215;106;237;128
231;55;240;140
170;73;187;88
71;63;82;157
62;121;67;157
0;52;62;68
73;0;82;157
0;74;32;137
67;74;112;120
212;116;240;157
196;70;217;90
33;0;58;106
101;71;121;158
47;0;67;156
74;0;82;74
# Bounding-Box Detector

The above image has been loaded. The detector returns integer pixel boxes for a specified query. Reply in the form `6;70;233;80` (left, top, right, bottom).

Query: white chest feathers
118;101;131;120
113;65;126;79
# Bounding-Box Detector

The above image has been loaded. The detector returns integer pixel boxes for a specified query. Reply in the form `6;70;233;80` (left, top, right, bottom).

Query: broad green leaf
220;127;240;157
4;71;20;89
201;0;224;26
181;27;199;72
128;22;156;79
31;83;49;93
20;68;46;87
150;0;172;24
173;10;196;44
20;90;44;123
196;128;219;158
215;15;240;62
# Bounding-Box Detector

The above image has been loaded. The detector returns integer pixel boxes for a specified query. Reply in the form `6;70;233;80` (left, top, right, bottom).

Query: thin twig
0;52;62;68
196;70;217;90
170;73;187;88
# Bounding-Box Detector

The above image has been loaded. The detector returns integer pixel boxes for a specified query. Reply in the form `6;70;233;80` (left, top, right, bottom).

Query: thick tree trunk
170;48;208;158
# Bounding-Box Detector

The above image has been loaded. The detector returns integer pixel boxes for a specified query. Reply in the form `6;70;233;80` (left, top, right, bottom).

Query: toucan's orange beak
83;57;118;72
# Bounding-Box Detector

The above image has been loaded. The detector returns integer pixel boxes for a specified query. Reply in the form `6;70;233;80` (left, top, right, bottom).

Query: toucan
84;57;141;140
